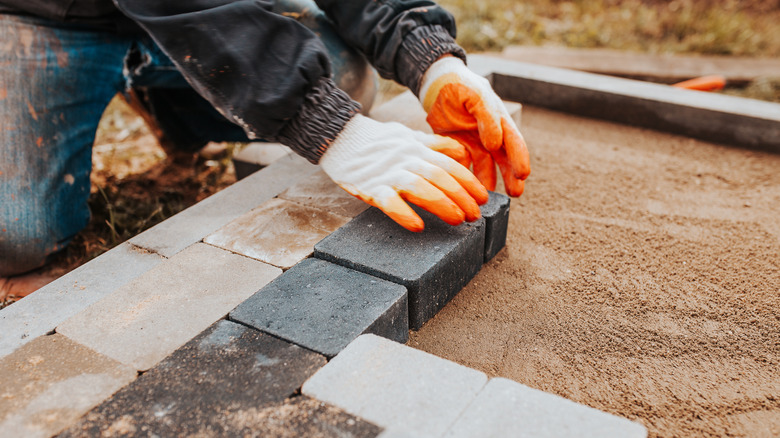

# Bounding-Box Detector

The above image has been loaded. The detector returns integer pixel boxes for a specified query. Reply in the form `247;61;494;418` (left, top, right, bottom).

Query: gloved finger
449;131;497;192
501;117;531;179
397;174;466;226
409;159;482;221
464;89;504;151
492;147;526;197
351;185;426;232
413;131;472;169
420;144;488;206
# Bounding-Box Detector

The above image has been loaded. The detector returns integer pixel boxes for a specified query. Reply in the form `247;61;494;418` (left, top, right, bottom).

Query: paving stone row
303;334;648;438
57;320;381;438
56;243;282;371
313;206;486;330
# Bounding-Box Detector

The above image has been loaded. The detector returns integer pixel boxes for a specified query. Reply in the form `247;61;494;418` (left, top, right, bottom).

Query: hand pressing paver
58;321;375;437
314;207;485;330
205;198;350;270
0;243;162;359
0;334;136;438
443;378;648;438
302;334;487;437
56;243;281;371
278;169;368;219
230;258;408;357
480;191;511;262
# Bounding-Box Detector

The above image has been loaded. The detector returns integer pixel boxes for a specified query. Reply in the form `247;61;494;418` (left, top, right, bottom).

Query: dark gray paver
314;207;485;330
444;378;647;438
0;243;163;359
302;334;487;437
230;258;408;357
480;191;511;262
468;54;780;153
0;334;136;438
56;320;371;437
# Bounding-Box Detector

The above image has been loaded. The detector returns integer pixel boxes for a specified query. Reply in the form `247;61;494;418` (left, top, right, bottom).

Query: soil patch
409;106;780;438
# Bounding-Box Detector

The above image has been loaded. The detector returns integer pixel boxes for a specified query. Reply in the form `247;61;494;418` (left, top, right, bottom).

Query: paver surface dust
409;106;780;438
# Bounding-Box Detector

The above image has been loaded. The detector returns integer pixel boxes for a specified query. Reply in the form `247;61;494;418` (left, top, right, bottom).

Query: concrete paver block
314;207;485;330
230;258;408;357
130;154;318;258
58;321;349;437
469;54;780;153
302;334;487;437
480;191;511;262
0;243;163;359
56;243;281;371
0;334;136;438
232;142;293;180
444;378;648;438
278;169;369;219
205;198;350;270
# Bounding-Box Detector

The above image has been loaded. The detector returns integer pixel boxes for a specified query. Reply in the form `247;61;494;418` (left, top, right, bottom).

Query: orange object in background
672;75;727;91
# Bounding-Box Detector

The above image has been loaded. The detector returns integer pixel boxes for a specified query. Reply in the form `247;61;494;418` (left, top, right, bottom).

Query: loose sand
409;106;780;438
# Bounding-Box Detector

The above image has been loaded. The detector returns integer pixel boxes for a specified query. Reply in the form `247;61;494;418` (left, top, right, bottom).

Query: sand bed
409;106;780;437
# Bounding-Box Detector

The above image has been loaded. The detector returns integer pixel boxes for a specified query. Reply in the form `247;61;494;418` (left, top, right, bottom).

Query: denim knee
0;226;56;277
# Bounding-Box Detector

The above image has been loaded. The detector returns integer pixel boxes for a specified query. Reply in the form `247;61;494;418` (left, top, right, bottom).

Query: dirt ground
409;106;780;438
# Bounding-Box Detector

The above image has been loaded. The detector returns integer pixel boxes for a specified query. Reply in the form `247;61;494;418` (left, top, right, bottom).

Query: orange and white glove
319;114;489;232
420;56;531;197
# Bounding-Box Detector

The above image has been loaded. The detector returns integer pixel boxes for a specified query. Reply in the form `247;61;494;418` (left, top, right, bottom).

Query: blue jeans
0;2;376;276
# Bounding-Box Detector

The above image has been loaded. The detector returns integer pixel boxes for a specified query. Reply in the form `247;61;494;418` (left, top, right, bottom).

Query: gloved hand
419;56;531;197
319;114;489;232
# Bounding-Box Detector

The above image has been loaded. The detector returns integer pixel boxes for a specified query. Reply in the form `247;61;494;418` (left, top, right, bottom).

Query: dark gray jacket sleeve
113;0;463;164
315;0;466;95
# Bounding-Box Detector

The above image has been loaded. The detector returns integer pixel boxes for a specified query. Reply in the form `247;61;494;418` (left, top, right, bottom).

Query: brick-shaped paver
130;153;318;258
232;142;293;180
278;169;369;219
314;207;485;329
302;334;487;437
230;258;408;357
58;321;373;437
480;191;511;262
56;243;281;371
0;334;136;438
205;198;350;270
444;378;648;438
0;243;163;359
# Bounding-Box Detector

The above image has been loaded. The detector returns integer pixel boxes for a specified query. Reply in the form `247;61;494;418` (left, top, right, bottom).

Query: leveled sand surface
410;106;780;438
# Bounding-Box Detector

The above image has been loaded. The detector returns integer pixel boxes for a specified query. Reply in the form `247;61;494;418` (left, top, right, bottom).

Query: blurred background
10;0;777;306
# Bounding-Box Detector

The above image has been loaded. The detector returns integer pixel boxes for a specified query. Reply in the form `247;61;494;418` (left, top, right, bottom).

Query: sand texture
409;106;780;438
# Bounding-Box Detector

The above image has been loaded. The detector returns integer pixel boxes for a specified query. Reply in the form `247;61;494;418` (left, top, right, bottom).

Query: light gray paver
468;54;780;153
0;243;163;359
232;142;293;180
278;169;369;219
204;198;350;270
56;243;281;371
0;334;136;438
130;153;318;258
302;334;487;437
444;378;648;438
